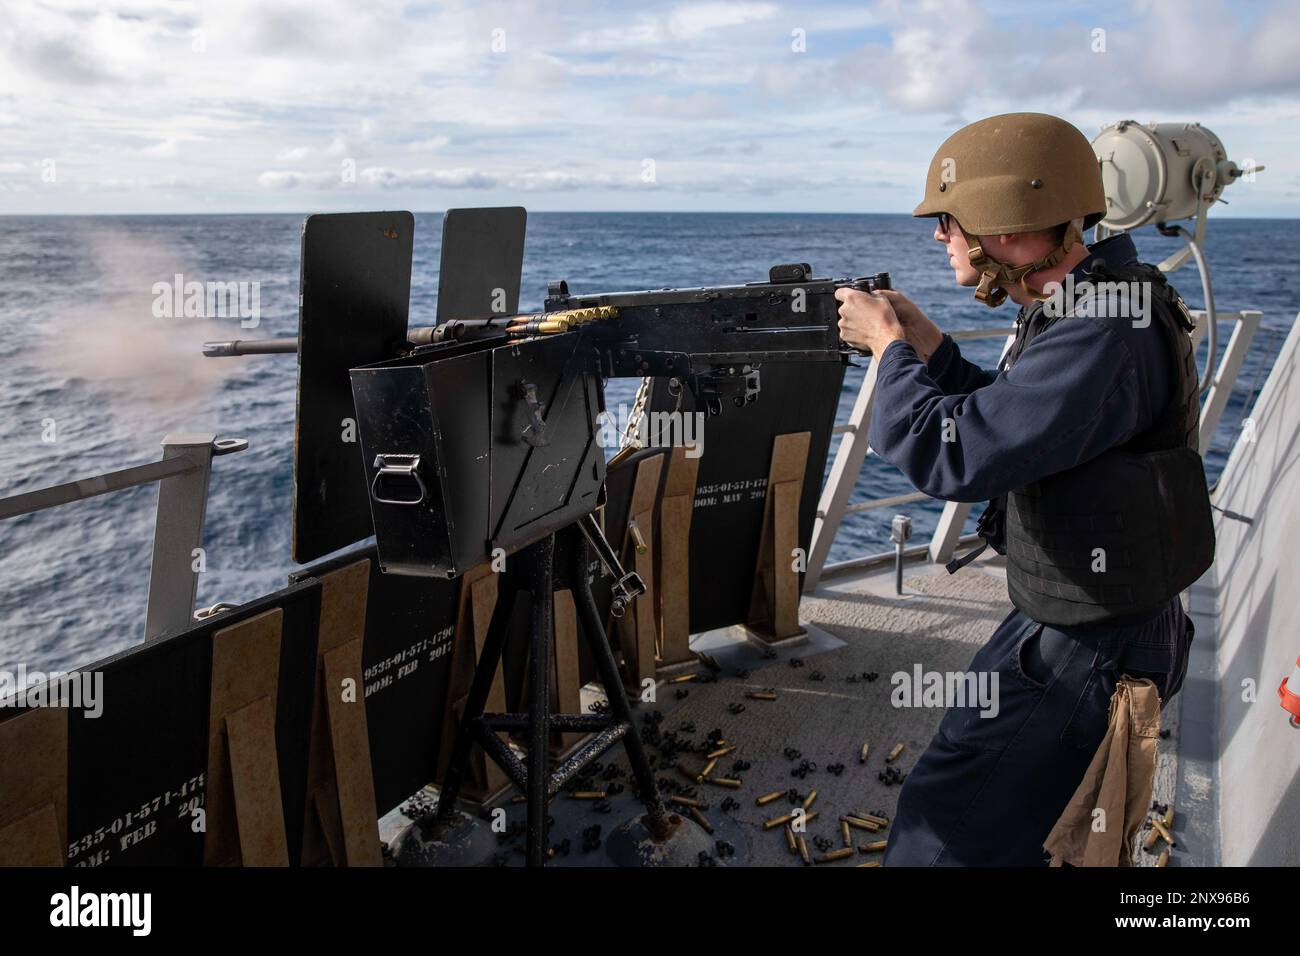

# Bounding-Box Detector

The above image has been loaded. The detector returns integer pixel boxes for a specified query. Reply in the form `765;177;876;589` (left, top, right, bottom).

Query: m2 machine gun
203;206;889;865
205;206;887;580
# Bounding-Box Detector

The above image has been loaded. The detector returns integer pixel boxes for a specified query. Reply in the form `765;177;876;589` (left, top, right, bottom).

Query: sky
1;0;1298;216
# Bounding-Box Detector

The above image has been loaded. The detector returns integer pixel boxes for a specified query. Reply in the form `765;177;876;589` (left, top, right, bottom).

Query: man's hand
876;290;944;363
835;287;905;357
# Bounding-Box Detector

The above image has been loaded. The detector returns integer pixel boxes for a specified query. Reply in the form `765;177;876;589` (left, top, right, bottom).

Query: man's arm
867;318;1148;503
875;290;997;394
924;333;1000;394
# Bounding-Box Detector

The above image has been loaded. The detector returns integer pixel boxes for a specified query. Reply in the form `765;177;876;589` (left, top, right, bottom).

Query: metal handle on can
371;454;426;506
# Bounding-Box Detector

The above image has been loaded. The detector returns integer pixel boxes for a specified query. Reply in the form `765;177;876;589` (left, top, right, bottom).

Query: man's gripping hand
876;290;944;364
834;287;905;357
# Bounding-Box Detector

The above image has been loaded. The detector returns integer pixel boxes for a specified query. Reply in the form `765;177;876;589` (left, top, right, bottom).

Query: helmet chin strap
961;222;1083;308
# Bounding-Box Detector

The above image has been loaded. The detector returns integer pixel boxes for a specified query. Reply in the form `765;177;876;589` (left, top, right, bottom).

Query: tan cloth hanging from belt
1043;676;1161;867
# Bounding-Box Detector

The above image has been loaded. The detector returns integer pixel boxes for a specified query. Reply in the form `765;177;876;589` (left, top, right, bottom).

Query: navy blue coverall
869;233;1194;866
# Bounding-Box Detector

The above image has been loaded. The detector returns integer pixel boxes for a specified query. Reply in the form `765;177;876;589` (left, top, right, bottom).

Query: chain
619;375;684;450
620;376;652;449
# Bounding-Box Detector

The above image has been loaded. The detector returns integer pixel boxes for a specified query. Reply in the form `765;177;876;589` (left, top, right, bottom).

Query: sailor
834;112;1214;866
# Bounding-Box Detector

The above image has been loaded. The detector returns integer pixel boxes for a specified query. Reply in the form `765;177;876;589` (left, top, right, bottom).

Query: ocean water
1;212;1295;675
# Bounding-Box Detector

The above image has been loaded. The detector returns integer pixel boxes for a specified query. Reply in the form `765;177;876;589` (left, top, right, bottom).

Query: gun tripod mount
417;515;682;867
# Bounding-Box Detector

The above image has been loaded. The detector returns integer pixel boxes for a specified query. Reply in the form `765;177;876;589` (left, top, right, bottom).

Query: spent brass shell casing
1156;848;1170;868
1151;819;1177;847
860;742;870;764
510;795;527;804
887;743;905;763
842;816;880;832
707;745;736;759
689;807;714;834
668;673;698;684
785;825;797;854
571;791;607;799
855;812;890;827
765;812;796;830
746;691;778;701
1143;827;1161;851
802;789;817;810
1162;805;1176;829
841;821;852;848
757;791;784;806
857;861;881;868
816;848;856;864
705;776;743;789
701;758;718;778
797;835;812;866
858;840;888;853
629;521;647;554
669;795;705;810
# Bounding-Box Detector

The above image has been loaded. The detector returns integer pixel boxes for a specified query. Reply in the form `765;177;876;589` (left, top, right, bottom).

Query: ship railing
804;309;1263;590
0;433;248;641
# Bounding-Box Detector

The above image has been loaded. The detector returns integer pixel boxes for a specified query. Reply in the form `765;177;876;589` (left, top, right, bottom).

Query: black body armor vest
962;262;1215;627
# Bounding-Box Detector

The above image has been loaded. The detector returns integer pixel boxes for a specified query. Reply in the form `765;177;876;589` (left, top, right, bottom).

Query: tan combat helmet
913;112;1107;307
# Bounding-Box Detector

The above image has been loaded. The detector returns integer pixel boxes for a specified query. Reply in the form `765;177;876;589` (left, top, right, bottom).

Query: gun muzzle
202;338;298;357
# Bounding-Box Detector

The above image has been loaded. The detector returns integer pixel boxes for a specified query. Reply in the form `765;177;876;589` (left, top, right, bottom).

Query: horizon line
2;209;1297;221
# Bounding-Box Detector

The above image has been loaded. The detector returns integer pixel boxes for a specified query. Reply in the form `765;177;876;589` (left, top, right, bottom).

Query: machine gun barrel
202;337;298;356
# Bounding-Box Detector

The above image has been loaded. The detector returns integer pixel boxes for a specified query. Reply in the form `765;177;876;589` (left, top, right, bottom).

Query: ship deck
381;548;1185;867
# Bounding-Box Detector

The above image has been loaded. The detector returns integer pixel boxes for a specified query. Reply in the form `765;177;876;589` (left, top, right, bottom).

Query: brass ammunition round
1162;805;1175;829
855;812;890;827
669;795;705;810
797;835;812;865
785;825;797;853
842;816;880;832
841;821;852;847
757;790;784;806
707;745;736;759
1156;848;1170;867
705;777;742;789
802;789;817;810
1143;827;1161;851
1151;819;1177;847
701;758;718;778
689;807;714;834
746;691;778;701
816;848;856;863
764;812;796;830
858;840;888;853
857;861;881;868
571;791;607;799
668;673;698;684
887;743;905;763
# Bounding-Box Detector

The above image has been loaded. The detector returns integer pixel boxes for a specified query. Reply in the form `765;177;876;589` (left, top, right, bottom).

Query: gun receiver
348;263;890;577
416;264;891;415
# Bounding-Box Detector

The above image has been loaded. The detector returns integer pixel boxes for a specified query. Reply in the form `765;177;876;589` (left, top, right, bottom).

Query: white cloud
0;0;1296;215
667;2;780;39
139;138;179;158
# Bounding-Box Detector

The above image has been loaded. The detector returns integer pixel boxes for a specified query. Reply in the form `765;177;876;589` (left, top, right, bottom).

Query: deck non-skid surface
386;560;1021;866
383;556;1183;865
